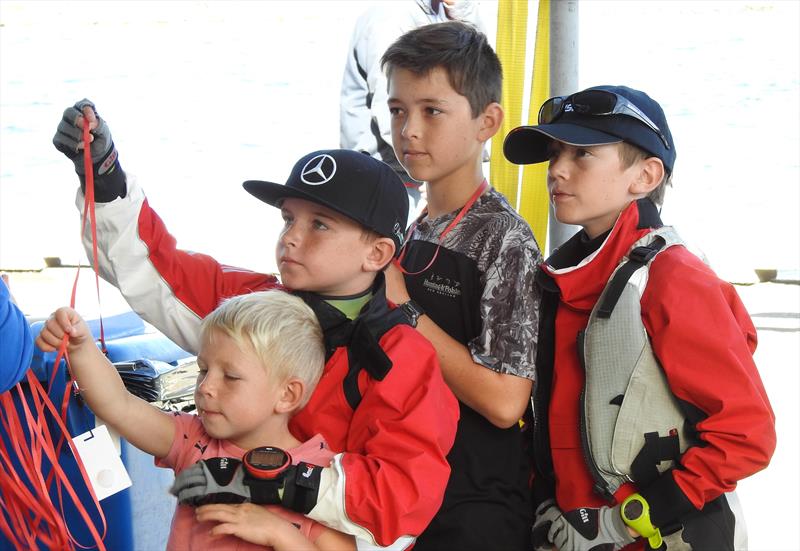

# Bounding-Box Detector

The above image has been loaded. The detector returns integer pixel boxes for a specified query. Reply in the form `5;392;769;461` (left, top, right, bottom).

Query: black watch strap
244;461;322;514
243;475;282;504
281;462;323;514
399;299;425;328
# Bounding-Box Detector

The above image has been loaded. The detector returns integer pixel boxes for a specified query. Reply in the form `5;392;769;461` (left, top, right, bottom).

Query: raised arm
53;100;280;353
35;307;175;458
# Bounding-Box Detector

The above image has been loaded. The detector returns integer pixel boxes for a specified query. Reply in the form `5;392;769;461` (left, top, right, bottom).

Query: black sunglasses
538;90;670;150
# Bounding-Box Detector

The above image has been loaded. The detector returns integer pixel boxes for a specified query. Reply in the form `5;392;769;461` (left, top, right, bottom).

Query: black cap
503;85;676;174
244;149;409;252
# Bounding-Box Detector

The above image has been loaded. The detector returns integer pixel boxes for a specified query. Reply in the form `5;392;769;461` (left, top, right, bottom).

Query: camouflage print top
403;187;541;380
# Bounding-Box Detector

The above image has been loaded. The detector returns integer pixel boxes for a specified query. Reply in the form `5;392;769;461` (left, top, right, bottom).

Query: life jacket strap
596;236;667;319
630;430;682;488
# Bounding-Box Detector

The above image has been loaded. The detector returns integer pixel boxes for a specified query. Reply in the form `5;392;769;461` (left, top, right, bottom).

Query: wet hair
200;290;324;408
618;142;672;207
381;20;502;117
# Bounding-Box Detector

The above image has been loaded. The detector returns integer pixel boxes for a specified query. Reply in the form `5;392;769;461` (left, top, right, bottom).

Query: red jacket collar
543;199;662;312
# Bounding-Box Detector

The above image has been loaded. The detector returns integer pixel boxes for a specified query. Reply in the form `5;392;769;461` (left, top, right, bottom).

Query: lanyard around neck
396;179;488;276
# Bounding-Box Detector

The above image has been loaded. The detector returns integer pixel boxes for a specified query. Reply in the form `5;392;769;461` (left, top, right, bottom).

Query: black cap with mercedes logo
244;149;409;253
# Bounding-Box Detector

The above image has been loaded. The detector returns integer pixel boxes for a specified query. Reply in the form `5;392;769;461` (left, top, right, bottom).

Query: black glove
170;457;323;514
53;99;126;202
535;500;636;551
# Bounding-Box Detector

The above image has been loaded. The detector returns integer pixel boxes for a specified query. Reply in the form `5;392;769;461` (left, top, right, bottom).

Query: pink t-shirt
156;413;334;550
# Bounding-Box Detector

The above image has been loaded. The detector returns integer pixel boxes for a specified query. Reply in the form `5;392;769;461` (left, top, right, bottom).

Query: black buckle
628;245;659;264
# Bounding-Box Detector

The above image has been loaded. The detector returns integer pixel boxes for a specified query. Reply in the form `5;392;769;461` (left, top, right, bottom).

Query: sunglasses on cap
538;89;671;150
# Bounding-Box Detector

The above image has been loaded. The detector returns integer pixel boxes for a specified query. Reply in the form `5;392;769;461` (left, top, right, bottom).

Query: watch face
248;449;288;469
244;446;292;480
401;300;423;326
623;499;644;520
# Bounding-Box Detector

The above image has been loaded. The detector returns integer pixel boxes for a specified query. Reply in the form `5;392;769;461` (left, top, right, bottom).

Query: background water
1;2;798;549
1;1;798;279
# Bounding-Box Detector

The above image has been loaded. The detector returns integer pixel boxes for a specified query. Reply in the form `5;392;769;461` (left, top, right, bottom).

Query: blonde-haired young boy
37;291;354;551
200;291;324;408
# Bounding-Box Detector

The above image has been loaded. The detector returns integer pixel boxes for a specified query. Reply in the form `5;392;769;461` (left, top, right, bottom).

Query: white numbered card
72;424;133;501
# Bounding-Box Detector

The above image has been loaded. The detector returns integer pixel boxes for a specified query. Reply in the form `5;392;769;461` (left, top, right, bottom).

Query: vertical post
548;0;581;252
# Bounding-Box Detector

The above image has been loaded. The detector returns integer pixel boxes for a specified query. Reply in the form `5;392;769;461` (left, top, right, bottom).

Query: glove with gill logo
169;457;255;506
533;500;636;551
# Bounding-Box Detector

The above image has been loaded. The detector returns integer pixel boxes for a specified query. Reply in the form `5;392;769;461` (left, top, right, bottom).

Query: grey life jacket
573;226;748;551
578;226;698;500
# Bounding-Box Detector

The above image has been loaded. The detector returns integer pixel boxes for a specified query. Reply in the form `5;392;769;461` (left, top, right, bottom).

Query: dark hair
381;21;502;117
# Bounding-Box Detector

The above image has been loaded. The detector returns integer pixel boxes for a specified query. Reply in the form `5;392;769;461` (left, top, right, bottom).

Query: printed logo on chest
422;274;462;299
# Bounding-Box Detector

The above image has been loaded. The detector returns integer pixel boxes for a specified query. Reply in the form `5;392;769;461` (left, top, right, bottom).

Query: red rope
0;115;110;550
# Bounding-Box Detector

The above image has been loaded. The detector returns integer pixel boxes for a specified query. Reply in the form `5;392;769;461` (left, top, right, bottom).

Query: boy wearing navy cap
504;86;776;550
53;102;458;550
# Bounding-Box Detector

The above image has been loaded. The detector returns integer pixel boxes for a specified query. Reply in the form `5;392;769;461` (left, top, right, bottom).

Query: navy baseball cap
503;85;676;174
244;149;409;252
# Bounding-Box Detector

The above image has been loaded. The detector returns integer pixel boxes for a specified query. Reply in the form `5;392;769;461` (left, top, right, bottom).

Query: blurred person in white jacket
340;1;484;225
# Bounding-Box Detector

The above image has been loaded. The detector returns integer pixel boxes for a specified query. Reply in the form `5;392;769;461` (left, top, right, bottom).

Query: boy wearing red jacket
53;104;458;549
504;85;776;550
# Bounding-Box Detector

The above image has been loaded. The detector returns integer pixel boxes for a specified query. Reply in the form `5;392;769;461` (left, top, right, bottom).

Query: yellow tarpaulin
491;0;551;250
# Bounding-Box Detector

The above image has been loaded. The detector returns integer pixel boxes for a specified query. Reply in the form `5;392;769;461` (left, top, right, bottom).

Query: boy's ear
275;377;307;415
477;102;504;142
363;237;396;273
630;157;665;195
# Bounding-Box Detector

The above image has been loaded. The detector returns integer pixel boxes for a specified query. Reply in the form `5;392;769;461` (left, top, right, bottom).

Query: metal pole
548;0;581;253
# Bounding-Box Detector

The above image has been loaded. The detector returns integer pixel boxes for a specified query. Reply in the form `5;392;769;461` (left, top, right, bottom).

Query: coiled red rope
0;117;109;550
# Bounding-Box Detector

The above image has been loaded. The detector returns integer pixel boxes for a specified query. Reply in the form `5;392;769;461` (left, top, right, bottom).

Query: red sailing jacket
75;179;458;548
533;199;775;540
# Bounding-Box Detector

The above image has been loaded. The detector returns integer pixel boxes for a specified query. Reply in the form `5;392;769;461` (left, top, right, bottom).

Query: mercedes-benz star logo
301;154;337;185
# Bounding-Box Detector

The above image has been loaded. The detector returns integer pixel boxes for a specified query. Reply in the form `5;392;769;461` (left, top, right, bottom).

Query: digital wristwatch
242;446;322;514
399;299;425;328
621;493;663;549
243;446;293;481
